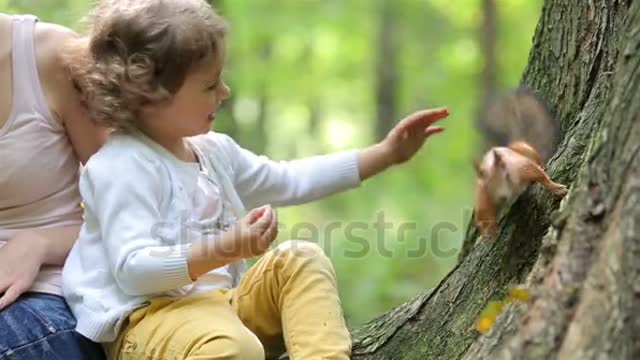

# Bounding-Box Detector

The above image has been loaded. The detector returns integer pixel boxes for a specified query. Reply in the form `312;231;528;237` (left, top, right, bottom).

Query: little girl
62;1;448;359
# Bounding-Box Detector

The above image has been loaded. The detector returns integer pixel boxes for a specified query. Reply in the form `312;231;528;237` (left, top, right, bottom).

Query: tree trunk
477;0;500;152
350;0;639;359
375;0;399;141
251;40;272;155
209;0;239;139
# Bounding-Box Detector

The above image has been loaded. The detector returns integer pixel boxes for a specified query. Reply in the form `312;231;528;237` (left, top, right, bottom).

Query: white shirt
62;131;361;342
166;159;235;297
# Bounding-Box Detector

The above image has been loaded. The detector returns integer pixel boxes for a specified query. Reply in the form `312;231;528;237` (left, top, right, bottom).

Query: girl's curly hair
64;0;227;132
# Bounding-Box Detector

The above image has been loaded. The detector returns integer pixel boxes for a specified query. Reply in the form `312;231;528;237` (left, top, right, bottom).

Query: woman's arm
37;21;109;164
10;225;81;266
0;21;110;311
0;227;80;310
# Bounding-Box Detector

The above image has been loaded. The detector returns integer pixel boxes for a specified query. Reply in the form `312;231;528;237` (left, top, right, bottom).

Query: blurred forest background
2;0;543;326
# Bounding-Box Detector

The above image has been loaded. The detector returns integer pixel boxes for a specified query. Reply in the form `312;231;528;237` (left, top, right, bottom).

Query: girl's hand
381;107;448;165
188;206;278;279
223;205;278;259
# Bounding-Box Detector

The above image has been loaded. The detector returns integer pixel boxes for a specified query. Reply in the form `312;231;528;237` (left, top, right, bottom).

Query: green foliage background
2;0;542;326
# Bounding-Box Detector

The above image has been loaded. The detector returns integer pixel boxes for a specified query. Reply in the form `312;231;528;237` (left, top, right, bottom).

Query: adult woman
0;13;106;359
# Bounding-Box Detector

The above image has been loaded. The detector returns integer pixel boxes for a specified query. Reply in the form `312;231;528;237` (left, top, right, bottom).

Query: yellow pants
105;241;351;360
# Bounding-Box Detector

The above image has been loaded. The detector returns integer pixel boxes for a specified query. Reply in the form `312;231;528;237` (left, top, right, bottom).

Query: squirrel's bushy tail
479;87;559;164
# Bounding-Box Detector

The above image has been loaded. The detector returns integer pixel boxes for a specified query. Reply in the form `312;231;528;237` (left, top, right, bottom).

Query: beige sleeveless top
0;15;83;296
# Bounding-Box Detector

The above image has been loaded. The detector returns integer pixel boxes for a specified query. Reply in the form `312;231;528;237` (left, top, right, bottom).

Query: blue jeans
0;292;105;360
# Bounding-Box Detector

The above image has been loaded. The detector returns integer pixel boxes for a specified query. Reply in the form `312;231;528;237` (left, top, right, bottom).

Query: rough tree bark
349;0;639;359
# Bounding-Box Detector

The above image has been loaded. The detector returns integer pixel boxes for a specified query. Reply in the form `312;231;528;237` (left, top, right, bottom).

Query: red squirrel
473;88;568;237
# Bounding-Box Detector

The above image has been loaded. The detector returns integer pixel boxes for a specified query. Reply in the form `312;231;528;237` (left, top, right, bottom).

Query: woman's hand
0;232;46;310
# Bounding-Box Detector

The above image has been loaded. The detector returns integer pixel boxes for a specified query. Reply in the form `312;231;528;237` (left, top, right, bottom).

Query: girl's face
140;54;230;142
